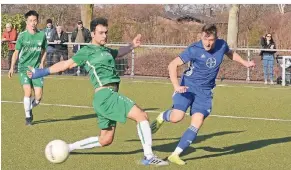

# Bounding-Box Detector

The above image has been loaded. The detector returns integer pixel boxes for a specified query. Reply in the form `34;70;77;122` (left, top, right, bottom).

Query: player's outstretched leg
151;109;185;134
68;126;116;152
168;113;204;165
128;105;169;166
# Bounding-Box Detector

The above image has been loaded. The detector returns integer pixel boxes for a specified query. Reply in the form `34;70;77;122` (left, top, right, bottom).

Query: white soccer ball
45;139;69;163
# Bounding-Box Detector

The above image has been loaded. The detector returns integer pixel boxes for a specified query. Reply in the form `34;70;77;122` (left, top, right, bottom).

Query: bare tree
227;4;240;48
81;5;93;30
278;4;285;14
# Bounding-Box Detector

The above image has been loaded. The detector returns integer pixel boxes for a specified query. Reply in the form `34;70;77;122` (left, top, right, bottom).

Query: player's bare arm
226;50;256;68
8;50;19;78
168;57;188;93
39;49;47;69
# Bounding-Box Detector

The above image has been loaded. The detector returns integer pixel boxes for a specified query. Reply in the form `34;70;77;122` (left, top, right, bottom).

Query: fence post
77;44;81;76
246;49;250;82
282;56;286;86
130;49;135;77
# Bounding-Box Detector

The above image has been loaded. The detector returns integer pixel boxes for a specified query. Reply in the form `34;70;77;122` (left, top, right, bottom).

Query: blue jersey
179;39;230;89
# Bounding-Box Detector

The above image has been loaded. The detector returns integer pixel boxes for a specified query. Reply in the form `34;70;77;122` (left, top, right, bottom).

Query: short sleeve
72;47;90;66
179;46;194;63
15;34;23;50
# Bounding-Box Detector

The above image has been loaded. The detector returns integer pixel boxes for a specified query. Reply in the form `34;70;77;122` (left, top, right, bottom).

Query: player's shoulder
186;41;204;53
103;46;116;52
215;39;229;49
216;39;228;45
16;30;28;40
36;30;46;37
77;44;97;55
18;30;28;36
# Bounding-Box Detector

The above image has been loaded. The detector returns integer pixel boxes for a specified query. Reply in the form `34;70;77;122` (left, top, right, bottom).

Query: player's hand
174;85;189;93
132;34;141;48
8;68;14;78
245;60;256;68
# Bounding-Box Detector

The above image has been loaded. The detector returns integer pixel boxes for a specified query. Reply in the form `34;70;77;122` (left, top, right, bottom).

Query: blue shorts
172;87;213;118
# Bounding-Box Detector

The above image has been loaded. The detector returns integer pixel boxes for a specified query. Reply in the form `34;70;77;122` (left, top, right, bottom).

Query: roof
163;11;228;24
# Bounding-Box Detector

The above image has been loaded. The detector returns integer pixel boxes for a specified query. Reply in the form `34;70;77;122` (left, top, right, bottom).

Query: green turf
2;75;291;170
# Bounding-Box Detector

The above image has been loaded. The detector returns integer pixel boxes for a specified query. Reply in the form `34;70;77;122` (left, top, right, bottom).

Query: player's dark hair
90;18;108;32
24;10;39;20
202;24;217;38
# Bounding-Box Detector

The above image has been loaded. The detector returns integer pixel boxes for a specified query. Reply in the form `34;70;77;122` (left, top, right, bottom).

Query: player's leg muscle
127;105;148;122
99;126;116;146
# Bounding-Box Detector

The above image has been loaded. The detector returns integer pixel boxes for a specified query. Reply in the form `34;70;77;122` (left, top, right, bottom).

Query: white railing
2;41;291;85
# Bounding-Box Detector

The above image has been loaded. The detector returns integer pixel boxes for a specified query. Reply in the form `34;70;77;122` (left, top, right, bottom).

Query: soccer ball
45;139;69;163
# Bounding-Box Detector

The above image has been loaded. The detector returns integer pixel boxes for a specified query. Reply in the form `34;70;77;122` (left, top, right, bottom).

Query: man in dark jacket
71;20;91;75
71;20;91;52
43;19;56;67
49;26;69;73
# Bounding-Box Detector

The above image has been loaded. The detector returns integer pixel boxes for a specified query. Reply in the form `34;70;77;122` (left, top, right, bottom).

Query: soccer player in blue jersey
150;24;256;165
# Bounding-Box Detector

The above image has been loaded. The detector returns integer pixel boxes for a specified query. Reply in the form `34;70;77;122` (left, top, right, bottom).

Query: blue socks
162;109;172;122
174;125;199;155
31;68;50;79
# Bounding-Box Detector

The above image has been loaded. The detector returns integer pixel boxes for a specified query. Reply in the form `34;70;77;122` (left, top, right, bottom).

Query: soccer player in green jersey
8;10;48;126
27;18;168;166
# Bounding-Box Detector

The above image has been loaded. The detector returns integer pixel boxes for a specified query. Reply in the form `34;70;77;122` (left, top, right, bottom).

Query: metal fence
1;41;291;85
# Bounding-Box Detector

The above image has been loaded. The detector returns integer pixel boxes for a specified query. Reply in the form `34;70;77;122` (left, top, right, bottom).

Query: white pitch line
2;100;291;122
1;100;93;109
45;77;291;89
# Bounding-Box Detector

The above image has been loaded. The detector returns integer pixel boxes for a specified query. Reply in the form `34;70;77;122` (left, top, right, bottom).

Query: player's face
201;32;217;51
26;15;38;31
92;25;108;46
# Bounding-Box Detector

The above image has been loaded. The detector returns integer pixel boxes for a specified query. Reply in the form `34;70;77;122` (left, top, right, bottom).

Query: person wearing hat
43;19;56;67
71;20;91;47
71;20;91;75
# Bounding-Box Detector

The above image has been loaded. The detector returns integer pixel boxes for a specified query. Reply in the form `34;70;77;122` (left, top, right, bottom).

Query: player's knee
134;111;148;122
23;89;32;97
170;111;184;123
128;105;149;122
140;111;148;120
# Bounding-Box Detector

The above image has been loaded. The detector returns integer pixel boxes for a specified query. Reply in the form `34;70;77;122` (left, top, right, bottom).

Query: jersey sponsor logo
23;46;42;52
206;57;216;68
